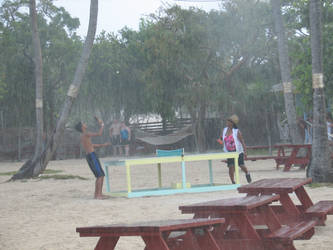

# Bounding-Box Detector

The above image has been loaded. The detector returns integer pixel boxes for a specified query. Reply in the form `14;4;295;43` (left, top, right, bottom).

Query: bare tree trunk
271;0;302;144
308;0;332;182
29;0;44;172
11;0;99;180
189;100;207;153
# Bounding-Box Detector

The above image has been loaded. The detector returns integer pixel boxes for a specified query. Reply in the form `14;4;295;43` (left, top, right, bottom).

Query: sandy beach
1;156;333;250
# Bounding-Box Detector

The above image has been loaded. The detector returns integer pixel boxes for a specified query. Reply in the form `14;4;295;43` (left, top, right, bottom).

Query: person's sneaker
246;173;252;183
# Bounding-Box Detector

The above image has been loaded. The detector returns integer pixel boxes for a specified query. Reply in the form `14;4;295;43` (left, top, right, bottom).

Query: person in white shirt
217;114;252;184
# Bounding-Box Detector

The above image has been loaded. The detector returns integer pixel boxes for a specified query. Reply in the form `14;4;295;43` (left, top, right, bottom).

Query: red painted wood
304;200;333;225
273;144;312;171
142;235;169;250
257;205;282;232
77;218;225;235
77;218;225;250
265;219;316;241
238;178;315;225
263;219;316;250
279;193;300;218
218;239;265;250
180;195;283;250
237;178;312;194
195;229;222;250
95;237;119;250
233;213;261;240
245;144;311;171
181;230;203;250
305;200;333;215
294;186;314;208
179;195;280;214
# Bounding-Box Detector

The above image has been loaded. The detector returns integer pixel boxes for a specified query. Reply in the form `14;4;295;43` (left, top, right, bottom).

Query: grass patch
308;183;333;188
37;174;88;180
247;149;272;156
44;169;63;174
0;171;17;176
0;169;62;176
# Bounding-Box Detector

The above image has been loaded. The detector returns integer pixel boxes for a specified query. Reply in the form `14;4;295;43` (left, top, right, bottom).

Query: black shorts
111;135;120;146
86;152;105;178
227;153;245;167
121;138;130;145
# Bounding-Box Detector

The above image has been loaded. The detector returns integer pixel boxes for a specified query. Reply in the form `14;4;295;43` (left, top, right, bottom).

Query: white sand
1;156;332;250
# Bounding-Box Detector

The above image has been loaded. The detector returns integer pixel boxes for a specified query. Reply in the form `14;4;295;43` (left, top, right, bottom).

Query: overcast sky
54;0;221;37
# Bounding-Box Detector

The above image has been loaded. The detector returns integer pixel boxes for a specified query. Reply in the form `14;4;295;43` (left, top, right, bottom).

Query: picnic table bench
238;178;333;226
245;144;312;172
76;218;225;250
179;194;315;250
264;219;317;250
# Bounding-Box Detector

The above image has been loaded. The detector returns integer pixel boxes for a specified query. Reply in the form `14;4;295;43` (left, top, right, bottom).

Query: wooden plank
265;219;316;241
179;195;280;213
76;218;225;235
305;200;333;215
238;178;312;194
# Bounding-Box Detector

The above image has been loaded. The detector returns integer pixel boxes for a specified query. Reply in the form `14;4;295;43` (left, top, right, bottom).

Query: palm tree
271;0;302;144
29;0;44;166
11;0;99;180
308;0;332;181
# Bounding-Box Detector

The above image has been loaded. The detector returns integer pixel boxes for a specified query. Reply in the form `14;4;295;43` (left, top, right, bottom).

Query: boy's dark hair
75;122;83;133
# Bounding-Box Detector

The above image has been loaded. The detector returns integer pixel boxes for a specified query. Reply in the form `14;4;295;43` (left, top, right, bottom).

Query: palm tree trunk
308;0;332;182
271;0;302;144
29;0;44;170
11;0;99;180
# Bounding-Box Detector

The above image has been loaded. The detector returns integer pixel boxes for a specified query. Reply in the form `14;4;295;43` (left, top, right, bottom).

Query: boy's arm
86;120;104;137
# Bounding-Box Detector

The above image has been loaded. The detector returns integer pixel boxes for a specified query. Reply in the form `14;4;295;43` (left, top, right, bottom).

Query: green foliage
287;0;333;114
37;174;88;180
0;0;82;131
0;169;62;176
0;171;17;176
308;182;333;188
3;0;333;147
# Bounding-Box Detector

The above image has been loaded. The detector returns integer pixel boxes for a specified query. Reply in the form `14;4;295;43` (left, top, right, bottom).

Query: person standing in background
109;119;122;156
120;122;131;157
217;114;252;184
326;112;333;142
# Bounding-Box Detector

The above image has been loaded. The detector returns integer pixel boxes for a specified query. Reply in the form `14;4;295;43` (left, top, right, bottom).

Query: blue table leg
104;165;110;192
209;160;213;185
181;161;187;189
157;163;162;188
234;155;239;184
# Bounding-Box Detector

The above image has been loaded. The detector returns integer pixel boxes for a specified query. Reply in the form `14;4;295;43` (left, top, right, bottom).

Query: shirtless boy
75;118;110;199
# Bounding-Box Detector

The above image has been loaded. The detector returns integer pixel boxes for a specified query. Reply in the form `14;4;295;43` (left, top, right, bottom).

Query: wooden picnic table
76;218;225;250
237;178;333;225
245;144;312;172
273;144;312;171
180;194;309;250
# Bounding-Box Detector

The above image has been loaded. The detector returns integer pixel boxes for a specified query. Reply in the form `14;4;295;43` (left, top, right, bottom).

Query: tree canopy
1;0;333;153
